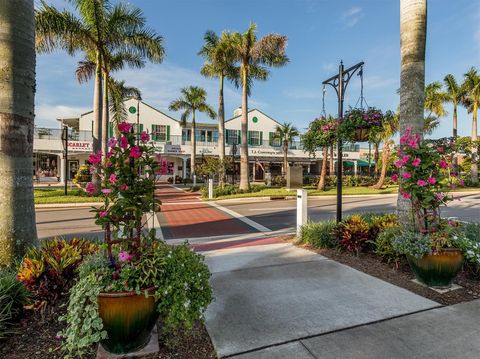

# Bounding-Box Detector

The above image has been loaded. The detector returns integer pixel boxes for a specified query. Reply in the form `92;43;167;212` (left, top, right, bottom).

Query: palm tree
462;67;480;183
231;22;288;190
372;112;399;189
397;0;427;224
424;81;448;119
0;0;38;265
444;74;464;138
35;0;164;156
198;30;238;186
275;123;299;176
108;79;142;128
169;86;216;178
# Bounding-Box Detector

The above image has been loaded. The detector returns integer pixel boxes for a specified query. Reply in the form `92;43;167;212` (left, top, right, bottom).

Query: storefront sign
68;141;92;152
165;145;185;154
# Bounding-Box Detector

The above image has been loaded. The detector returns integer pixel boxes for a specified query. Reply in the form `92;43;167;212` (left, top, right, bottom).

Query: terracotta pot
407;249;464;289
98;287;158;354
354;128;369;142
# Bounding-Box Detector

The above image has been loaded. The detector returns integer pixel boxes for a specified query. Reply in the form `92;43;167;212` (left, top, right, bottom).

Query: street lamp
61;125;68;195
322;60;364;223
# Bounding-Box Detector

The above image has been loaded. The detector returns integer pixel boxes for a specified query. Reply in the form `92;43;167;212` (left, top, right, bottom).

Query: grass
34;188;103;204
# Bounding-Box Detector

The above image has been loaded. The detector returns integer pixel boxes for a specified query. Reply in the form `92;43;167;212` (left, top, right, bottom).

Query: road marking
207;201;272;233
248;207;295;211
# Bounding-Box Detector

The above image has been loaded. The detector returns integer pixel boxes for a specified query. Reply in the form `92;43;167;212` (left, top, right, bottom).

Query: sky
35;0;480;139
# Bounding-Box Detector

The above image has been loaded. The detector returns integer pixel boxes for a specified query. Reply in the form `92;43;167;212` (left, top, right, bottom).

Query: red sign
68;141;92;152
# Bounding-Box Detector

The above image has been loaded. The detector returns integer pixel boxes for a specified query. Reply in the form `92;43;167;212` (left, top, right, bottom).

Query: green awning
344;160;375;167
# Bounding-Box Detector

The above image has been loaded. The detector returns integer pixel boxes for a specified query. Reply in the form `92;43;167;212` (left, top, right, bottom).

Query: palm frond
75;59;96;83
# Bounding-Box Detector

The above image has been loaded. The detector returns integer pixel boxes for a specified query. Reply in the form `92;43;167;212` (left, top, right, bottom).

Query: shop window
152;125;169;141
226;129;239;144
248;131;262;146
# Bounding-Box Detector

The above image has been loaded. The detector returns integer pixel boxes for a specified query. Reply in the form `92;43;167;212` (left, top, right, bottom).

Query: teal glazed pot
407;249;463;289
97;288;158;354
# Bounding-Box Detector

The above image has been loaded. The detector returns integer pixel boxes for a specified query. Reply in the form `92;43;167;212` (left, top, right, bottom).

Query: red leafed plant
333;215;370;255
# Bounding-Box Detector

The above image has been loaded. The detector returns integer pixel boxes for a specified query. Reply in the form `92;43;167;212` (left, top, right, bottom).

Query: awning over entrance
344;160;375;167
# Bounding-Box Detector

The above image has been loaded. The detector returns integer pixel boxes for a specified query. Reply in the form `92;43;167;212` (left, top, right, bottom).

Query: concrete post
193;174;197;187
354;161;358;176
172;175;175;185
296;189;307;237
182;158;187;179
208;178;213;199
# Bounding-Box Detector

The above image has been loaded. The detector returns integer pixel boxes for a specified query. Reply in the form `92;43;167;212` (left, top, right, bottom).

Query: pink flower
85;182;97;194
412;158;421;167
459;179;465;187
417;179;427;187
402;172;412;179
129;146;141;159
106;161;112;168
119;136;129;148
101;188;112;194
402;155;410;163
118;251;132;263
427;176;436;185
120;183;129;191
118;122;133;134
99;211;108;217
106;150;114;158
140;131;150;143
439;160;448;169
88;151;102;165
402;192;411;199
109;174;117;184
407;139;418;148
435;192;446;201
108;137;117;148
394;160;404;168
391;174;399;182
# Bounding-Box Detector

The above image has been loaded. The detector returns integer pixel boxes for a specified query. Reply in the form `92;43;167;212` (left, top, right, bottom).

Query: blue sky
36;0;480;138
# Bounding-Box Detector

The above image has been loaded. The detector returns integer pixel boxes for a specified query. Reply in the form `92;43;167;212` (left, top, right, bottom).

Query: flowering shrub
302;116;338;154
392;128;458;233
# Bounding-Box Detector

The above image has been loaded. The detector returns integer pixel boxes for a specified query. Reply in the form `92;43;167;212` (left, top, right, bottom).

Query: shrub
167;175;182;184
0;267;30;338
333;215;370;255
271;175;286;187
455;223;480;278
366;213;399;241
73;165;92;185
298;220;337;248
17;238;97;303
369;227;404;267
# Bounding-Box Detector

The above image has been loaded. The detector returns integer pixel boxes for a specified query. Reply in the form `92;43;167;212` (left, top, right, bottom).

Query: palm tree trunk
318;147;328;191
239;66;249;190
92;52;103;186
0;0;38;265
283;140;288;176
102;71;109;156
374;143;380;178
471;103;478;183
453;101;459;171
191;111;196;178
397;0;427;226
329;144;334;175
372;141;391;189
218;74;226;187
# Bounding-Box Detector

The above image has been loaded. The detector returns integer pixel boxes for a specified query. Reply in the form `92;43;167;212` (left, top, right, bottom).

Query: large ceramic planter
98;287;158;354
407;249;463;289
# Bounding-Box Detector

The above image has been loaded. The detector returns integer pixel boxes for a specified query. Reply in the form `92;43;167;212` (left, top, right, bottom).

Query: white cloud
341;6;363;28
35;104;90;127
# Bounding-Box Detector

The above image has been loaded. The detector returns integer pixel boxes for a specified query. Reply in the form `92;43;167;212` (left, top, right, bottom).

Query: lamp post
322;60;364;223
61;125;68;195
231;142;237;185
135;95;142;145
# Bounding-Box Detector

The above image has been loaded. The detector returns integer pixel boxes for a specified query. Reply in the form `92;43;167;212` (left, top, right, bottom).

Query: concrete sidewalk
201;240;441;358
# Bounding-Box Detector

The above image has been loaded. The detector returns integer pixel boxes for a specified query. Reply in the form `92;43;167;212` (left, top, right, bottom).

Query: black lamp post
322;60;364;223
61;125;68;195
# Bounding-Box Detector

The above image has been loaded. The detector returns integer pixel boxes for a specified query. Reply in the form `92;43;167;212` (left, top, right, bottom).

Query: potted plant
339;107;385;142
59;123;213;357
391;128;464;288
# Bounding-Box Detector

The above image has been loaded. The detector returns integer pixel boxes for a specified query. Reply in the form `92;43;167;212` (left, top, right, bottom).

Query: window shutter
225;129;228;144
108;123;113;138
269;132;273;146
140;124;144;133
167;125;170;141
247;131;252;145
91;121;93;133
260;132;263;146
151;125;155;141
237;130;241;144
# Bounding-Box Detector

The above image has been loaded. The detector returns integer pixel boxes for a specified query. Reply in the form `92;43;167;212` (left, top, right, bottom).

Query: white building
33;99;364;182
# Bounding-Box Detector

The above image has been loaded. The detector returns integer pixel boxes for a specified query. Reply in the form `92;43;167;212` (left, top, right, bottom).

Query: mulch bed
0;299;216;359
298;243;480;306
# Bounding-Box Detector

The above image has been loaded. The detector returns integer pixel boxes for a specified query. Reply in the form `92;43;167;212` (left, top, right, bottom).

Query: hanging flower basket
339;107;384;142
354;128;369;142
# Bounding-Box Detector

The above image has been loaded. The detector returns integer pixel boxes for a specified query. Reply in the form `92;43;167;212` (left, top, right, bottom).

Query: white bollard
208;178;213;199
172;175;176;185
296;189;307;237
193;174;197;187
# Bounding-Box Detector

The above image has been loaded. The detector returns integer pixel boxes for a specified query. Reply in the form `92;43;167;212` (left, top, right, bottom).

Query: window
226;129;239;144
269;132;281;147
152;125;167;141
248;131;262;146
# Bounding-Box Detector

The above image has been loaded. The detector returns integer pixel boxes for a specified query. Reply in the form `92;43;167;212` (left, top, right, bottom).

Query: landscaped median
34;188;103;205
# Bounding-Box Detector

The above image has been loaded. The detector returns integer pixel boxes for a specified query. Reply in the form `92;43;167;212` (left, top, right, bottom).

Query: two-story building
33;98;364;182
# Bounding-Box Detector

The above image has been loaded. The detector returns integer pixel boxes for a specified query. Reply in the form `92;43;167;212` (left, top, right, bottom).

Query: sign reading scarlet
68;141;92;152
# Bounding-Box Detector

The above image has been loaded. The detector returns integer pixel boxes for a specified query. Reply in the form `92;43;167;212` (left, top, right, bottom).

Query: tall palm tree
397;0;427;224
275;123;299;176
462;67;480;183
198;30;238;186
169;86;216;178
0;0;38;265
372;112;399;189
424;81;448;119
444;74;464;138
108;79;142;128
35;0;164;156
231;22;288;190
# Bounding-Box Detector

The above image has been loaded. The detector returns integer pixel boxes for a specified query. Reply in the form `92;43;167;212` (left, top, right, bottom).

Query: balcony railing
34;128;93;141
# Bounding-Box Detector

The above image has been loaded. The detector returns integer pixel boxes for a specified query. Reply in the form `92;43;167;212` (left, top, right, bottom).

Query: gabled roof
225;108;283;127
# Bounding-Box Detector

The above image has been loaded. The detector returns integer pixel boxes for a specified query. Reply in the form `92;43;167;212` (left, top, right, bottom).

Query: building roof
225;108;283;127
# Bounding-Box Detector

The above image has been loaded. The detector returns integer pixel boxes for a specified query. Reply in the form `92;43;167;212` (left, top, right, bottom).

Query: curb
35;202;102;209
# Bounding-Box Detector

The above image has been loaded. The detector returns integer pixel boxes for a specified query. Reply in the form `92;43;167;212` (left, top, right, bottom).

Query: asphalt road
216;192;480;231
35;192;480;240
